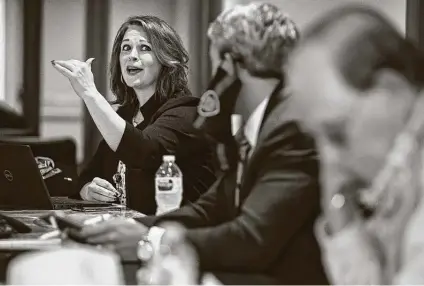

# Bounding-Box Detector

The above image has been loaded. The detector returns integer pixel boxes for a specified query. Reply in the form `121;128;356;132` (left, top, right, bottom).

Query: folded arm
163;122;322;271
184;152;319;271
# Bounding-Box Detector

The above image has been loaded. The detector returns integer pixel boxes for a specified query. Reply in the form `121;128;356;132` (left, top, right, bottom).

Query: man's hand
80;177;120;203
79;218;149;261
137;222;200;285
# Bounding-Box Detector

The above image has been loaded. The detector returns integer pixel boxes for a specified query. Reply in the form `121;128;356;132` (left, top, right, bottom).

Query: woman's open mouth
126;66;143;76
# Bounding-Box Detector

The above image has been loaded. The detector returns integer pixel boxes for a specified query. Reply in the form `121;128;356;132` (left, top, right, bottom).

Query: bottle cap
163;155;175;161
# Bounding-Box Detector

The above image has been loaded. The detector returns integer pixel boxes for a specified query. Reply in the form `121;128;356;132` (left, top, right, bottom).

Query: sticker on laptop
35;156;62;180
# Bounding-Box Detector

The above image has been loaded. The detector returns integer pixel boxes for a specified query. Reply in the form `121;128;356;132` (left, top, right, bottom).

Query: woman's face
119;25;162;91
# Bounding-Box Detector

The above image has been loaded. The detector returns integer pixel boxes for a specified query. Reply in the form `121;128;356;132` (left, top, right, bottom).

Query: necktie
234;128;251;208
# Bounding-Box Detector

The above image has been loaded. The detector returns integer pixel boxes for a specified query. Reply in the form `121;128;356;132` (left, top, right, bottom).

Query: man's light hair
208;2;299;78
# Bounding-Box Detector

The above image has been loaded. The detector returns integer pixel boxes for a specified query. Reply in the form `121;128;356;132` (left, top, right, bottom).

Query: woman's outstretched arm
52;58;125;151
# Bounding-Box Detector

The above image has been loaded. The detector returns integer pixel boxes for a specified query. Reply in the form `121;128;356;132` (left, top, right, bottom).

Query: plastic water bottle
155;155;183;215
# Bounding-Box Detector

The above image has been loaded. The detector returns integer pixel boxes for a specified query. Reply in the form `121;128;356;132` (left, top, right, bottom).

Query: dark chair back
0;103;26;128
0;136;78;197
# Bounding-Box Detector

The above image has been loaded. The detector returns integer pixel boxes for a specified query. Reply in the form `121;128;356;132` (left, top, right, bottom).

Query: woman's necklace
132;110;144;126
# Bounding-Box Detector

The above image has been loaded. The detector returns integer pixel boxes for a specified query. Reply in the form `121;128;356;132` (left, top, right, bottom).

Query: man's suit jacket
138;92;328;284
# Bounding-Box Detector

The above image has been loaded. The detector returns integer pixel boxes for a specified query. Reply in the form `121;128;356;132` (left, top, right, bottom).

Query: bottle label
155;177;182;193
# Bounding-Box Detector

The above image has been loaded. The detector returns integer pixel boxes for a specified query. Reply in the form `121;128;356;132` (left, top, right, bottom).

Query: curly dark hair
110;15;191;107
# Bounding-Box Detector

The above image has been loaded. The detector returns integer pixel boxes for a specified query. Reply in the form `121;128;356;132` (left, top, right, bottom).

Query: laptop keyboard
50;197;111;206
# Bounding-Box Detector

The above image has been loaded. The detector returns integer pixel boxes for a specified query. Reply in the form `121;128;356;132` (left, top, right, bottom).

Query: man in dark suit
78;3;328;284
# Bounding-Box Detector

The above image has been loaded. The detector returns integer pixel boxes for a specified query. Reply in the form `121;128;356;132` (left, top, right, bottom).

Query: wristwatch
137;236;154;262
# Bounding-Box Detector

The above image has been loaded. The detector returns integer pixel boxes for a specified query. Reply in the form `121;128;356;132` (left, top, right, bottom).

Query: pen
84;214;112;225
39;230;61;240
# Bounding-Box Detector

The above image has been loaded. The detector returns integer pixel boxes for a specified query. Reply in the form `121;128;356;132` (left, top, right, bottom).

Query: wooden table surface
1;208;145;237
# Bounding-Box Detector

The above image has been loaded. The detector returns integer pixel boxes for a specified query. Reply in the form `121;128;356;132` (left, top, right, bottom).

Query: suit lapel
226;87;296;213
259;80;283;131
257;92;293;147
237;91;296;204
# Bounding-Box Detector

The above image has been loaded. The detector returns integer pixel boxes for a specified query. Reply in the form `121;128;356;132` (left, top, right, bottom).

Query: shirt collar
139;94;161;120
244;96;270;148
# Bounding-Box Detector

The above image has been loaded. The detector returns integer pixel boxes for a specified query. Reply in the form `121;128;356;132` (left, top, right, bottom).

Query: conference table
0;207;145;284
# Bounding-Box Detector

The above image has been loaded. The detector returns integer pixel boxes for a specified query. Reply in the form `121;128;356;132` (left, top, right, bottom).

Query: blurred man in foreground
76;3;328;284
287;5;424;284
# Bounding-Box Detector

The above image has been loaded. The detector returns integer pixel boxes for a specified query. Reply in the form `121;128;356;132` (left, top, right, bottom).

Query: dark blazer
138;92;328;284
76;95;217;214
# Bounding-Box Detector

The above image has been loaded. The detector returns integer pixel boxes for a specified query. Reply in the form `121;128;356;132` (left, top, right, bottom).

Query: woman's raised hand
52;58;97;99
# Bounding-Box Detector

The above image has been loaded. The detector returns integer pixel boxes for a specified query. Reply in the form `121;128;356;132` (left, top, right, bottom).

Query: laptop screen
0;143;53;210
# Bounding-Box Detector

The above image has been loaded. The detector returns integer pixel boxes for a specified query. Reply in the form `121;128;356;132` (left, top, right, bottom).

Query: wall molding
42;92;82;106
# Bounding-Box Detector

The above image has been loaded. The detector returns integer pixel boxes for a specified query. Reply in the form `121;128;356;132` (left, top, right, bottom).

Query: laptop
0;143;112;210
